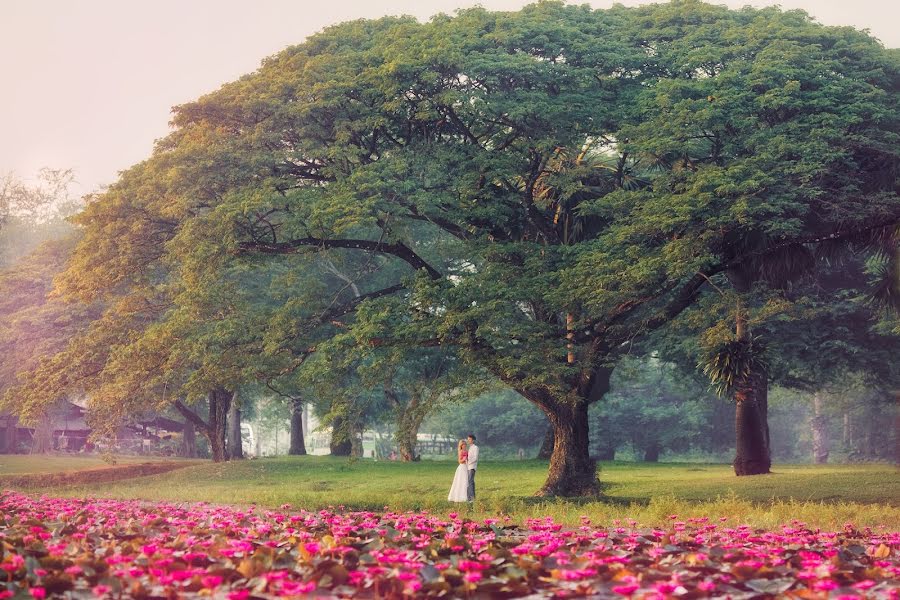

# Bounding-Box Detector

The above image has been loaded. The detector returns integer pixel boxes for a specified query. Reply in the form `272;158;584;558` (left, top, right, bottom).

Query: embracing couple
448;434;478;503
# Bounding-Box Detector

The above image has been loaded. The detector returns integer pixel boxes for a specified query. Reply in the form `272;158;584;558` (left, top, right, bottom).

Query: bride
448;440;469;502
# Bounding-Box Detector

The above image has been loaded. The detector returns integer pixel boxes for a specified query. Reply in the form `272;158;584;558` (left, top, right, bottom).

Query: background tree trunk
643;439;660;462
842;411;851;449
207;388;230;462
811;392;829;464
329;415;352;456
350;423;364;458
396;394;424;462
181;419;197;458
733;368;771;475
397;419;423;461
174;393;229;462
3;415;17;453
289;397;306;455
30;412;53;454
595;443;615;461
537;425;554;459
228;395;243;460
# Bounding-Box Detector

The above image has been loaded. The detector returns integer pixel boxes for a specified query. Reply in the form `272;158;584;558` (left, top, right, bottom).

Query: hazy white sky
2;0;897;195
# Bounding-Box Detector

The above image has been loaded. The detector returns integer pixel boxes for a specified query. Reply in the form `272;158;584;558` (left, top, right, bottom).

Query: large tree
210;2;894;494
0;238;101;452
13;2;898;495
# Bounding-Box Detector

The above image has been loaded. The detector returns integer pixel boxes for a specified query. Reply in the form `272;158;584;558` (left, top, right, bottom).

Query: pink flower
303;542;320;554
463;572;482;583
91;585;111;596
201;575;223;588
278;580;316;594
31;589;46;599
655;581;679;593
559;568;597;580
457;559;486;572
814;579;839;592
348;570;366;585
228;591;250;600
613;584;640;595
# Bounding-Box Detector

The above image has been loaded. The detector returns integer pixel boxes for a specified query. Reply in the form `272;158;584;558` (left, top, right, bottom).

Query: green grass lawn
3;456;898;529
0;454;185;475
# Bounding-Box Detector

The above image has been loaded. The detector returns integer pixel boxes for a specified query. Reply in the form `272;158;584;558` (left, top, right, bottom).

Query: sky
2;0;898;196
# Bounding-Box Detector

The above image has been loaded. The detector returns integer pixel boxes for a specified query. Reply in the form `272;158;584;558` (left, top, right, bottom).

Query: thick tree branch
323;283;406;321
173;399;210;433
239;237;442;279
588;219;900;346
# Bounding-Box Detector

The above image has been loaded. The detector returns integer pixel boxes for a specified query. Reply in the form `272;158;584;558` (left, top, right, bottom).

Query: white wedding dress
448;460;470;502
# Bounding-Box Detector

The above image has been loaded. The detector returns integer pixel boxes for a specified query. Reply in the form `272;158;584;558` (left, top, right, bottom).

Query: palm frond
699;336;768;398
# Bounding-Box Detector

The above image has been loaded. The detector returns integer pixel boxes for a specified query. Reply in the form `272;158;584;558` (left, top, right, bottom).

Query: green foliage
0;238;101;418
426;389;546;455
700;336;769;398
591;356;722;459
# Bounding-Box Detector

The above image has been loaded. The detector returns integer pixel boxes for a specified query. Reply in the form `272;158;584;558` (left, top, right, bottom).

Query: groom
466;434;479;502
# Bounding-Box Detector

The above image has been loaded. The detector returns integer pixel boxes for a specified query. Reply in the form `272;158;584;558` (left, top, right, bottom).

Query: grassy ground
0;453;185;475
2;456;898;529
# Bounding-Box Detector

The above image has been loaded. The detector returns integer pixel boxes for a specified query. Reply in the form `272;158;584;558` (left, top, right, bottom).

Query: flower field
1;491;897;598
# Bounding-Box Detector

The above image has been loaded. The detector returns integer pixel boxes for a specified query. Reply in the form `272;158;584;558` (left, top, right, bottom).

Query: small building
0;401;185;455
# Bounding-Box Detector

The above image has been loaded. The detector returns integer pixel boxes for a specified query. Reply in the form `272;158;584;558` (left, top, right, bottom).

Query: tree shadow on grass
512;482;652;508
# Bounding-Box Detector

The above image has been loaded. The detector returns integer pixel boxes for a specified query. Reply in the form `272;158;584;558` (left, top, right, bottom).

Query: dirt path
0;460;201;488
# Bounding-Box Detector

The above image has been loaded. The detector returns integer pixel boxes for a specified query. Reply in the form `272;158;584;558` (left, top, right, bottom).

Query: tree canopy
5;0;898;494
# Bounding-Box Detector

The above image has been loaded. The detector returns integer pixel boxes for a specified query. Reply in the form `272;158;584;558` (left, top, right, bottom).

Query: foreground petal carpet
1;491;897;598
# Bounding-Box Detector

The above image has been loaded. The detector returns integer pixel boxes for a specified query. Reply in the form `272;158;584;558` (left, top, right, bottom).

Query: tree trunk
537;425;554;460
289;397;306;455
181;419;197;458
228;395;244;460
173;390;229;462
595;442;616;461
350;423;364;458
330;415;352;456
733;368;771;476
729;286;770;476
842;411;851;449
396;393;425;462
31;412;53;454
811;393;829;464
643;439;660;463
207;388;230;462
3;415;17;453
538;400;598;496
523;366;613;497
397;421;422;461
